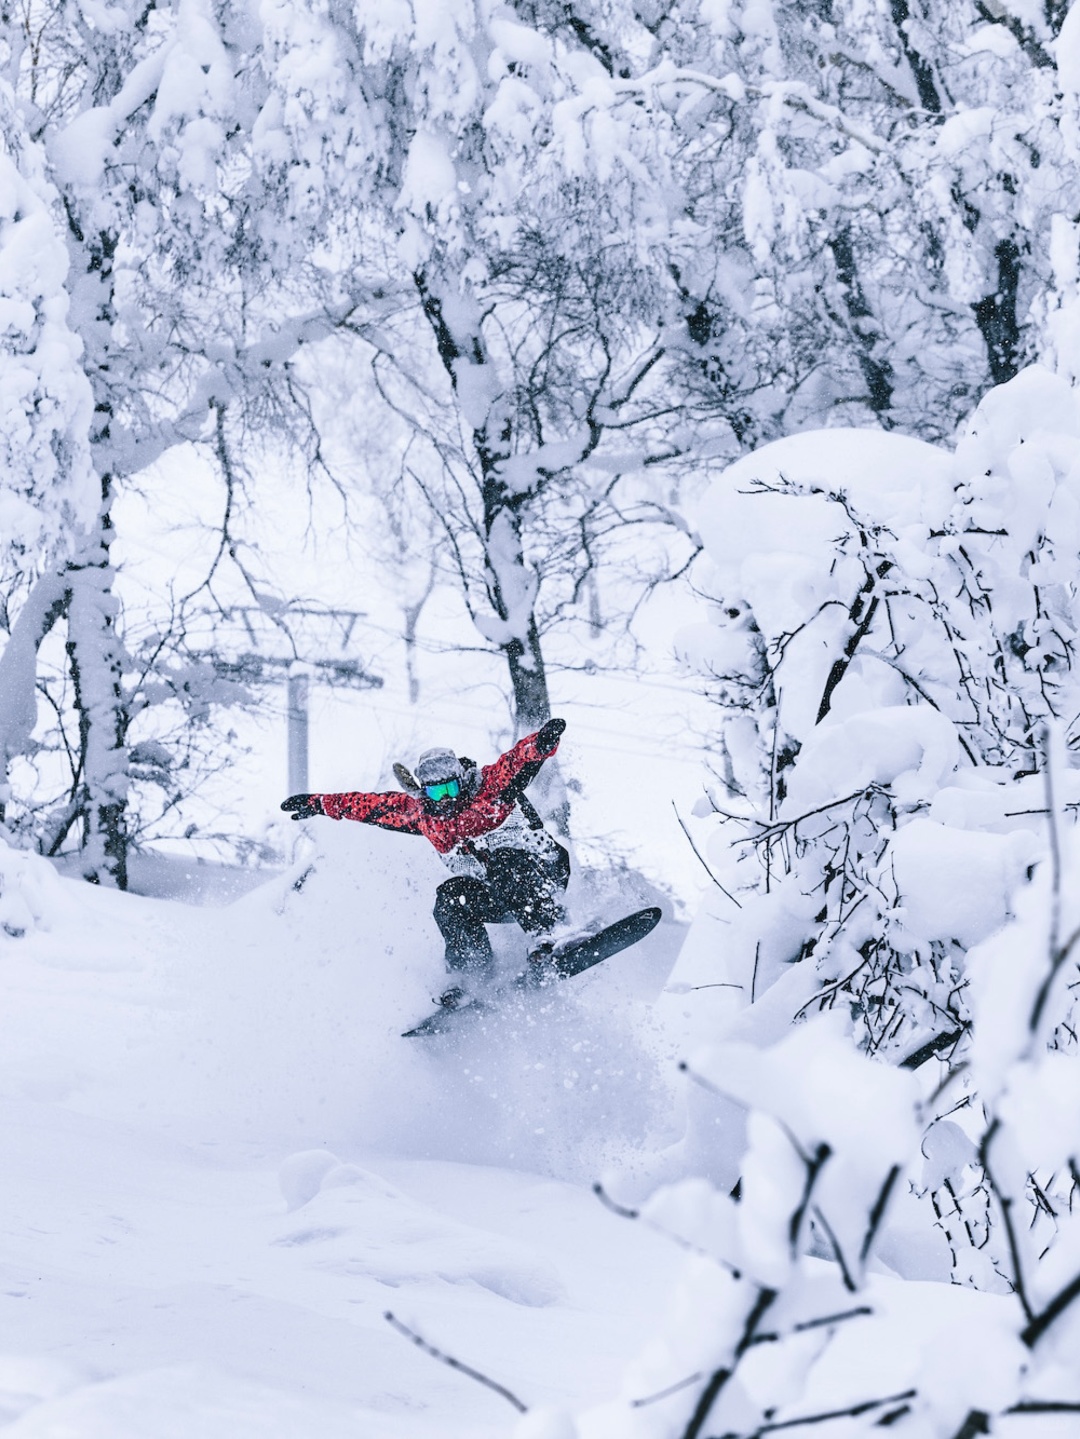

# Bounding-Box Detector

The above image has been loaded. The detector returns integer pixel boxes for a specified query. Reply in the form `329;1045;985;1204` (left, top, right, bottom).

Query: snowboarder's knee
434;876;485;909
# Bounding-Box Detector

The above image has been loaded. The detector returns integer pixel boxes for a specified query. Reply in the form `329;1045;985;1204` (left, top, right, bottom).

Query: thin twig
900;1028;965;1071
631;1371;706;1408
747;789;879;840
593;1182;743;1276
980;1120;1034;1325
950;1411;991;1439
681;1366;731;1439
1030;916;1080;1039
593;1182;640;1221
672;801;742;907
816;572;882;725
749;1305;875;1347
1003;804;1080;818
810;1204;856;1293
859;1165;900;1263
789;1143;831;1258
682;1287;778;1439
383;1312;527;1414
1009;1400;1080;1413
665;982;744;993
752;1388;917;1434
1021;1266;1080;1349
792;1305;873;1333
1044;724;1063;979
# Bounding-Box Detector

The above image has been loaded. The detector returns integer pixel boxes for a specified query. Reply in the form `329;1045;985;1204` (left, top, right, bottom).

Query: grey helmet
414;747;463;788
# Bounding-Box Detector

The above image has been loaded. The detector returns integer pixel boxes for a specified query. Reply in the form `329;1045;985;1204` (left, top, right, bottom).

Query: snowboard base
402;906;662;1038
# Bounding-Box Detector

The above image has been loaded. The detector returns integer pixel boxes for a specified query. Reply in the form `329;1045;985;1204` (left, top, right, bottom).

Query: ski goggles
424;779;460;802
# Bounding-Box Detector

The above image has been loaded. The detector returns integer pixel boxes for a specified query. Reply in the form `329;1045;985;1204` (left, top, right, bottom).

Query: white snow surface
0;824;683;1436
3;824;1061;1439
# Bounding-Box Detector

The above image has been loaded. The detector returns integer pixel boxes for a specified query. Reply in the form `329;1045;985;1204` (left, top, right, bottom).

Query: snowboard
402;905;662;1038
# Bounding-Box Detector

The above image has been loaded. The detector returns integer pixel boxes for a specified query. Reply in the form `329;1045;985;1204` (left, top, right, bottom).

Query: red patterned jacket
314;729;560;868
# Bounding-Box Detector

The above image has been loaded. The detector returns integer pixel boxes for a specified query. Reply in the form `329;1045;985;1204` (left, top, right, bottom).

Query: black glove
281;793;323;821
536;717;566;755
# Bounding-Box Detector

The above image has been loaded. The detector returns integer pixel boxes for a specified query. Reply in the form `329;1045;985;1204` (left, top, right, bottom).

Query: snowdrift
0;818;682;1435
0;819;674;1173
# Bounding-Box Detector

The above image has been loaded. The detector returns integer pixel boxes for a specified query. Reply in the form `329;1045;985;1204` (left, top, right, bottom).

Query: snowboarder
280;718;570;1006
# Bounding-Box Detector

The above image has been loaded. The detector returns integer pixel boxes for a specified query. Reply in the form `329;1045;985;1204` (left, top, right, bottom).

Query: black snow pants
433;845;571;974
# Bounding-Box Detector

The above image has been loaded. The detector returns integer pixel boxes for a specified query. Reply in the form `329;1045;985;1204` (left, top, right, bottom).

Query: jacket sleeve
483;728;560;803
317;790;423;833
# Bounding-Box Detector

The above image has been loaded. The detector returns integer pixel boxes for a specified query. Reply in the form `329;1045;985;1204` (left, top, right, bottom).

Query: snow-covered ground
0;823;685;1437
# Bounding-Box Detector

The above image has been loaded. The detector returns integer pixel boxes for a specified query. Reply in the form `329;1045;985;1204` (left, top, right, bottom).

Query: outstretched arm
484;718;566;803
281;790;422;833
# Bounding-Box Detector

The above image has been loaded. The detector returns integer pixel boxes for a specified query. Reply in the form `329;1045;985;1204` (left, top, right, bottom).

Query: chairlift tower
286;672;310;794
190;605;382;794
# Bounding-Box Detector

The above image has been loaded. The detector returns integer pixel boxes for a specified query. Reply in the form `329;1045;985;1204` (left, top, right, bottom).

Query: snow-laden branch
611;63;890;153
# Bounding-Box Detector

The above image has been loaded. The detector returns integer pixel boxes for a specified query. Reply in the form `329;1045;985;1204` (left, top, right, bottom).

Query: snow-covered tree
672;366;1080;1067
0;0;379;881
0;74;97;858
8;0;1080;879
553;0;1080;445
298;0;1080;743
254;0;693;733
552;366;1080;1438
562;869;1080;1436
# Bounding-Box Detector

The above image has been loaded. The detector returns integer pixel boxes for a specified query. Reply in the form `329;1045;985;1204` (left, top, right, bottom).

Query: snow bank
272;1152;565;1305
0;818;670;1180
0;837;76;939
0;821;686;1435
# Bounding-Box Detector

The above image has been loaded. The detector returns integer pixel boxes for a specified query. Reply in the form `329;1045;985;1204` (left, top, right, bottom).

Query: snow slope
0;826;682;1436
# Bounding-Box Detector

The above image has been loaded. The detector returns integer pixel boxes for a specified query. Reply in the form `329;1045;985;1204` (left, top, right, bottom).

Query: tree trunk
973;239;1023;386
481;497;553;736
64;488;129;888
62;178;131;885
505;614;552;735
415;269;553;736
889;0;943;112
402;563;436;706
829;228;894;421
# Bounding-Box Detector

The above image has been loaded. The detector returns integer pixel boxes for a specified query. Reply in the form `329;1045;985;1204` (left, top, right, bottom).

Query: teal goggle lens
425;779;460;802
